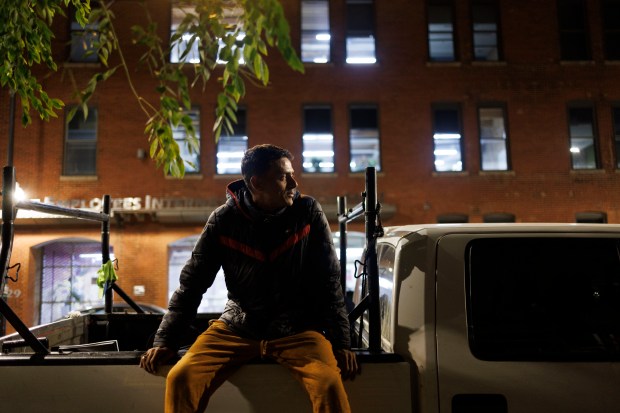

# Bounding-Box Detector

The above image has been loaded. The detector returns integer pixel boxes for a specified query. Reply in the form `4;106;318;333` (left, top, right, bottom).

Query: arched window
37;239;113;324
168;236;227;313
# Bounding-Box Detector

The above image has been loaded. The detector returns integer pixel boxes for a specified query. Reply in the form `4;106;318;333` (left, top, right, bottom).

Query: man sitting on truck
140;144;359;413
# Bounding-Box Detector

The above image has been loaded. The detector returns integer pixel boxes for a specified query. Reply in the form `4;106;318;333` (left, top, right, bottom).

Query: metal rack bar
338;167;382;353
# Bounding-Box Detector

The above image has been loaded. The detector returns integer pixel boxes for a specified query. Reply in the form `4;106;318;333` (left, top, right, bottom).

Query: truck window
352;243;395;349
466;237;620;361
378;244;395;345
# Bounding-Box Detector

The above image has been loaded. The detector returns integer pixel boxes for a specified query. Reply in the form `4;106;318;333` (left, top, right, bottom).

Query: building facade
2;0;620;329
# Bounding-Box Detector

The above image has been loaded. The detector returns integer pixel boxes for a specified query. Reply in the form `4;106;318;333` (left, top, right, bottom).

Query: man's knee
312;365;345;393
166;360;193;388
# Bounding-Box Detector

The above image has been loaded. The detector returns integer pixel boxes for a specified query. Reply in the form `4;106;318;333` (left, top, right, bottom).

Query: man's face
251;157;298;212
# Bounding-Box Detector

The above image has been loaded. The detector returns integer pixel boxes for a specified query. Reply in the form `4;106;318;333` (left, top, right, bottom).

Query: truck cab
354;223;620;413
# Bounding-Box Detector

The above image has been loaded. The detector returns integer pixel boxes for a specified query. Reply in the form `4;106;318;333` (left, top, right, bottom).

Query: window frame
63;106;98;176
432;103;464;172
172;107;202;174
557;0;591;61
601;0;620;60
302;105;335;174
427;0;457;62
68;3;100;63
477;103;511;171
471;0;502;62
345;0;377;64
348;104;382;173
215;106;248;175
301;0;332;64
38;240;113;324
566;103;600;170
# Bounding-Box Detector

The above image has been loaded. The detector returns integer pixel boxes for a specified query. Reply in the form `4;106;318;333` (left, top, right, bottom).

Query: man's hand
334;349;360;380
139;346;177;375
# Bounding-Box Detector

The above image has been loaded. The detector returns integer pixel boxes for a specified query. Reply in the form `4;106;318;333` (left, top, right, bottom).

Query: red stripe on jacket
269;224;311;261
219;236;266;261
219;224;311;262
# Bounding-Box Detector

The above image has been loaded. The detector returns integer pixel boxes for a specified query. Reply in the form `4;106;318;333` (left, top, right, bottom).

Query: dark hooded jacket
153;180;351;350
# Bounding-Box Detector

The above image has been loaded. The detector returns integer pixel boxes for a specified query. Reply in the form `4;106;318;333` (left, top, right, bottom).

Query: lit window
612;106;620;168
64;106;97;176
303;106;334;173
558;0;591;61
346;0;376;64
602;0;620;60
69;5;99;62
39;240;114;324
301;0;331;63
568;105;599;170
349;105;381;172
432;104;463;172
428;0;455;62
472;0;501;61
478;106;509;171
172;108;201;173
216;108;247;175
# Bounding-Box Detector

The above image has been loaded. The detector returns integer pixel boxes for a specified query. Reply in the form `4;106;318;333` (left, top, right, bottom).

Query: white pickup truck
1;169;619;412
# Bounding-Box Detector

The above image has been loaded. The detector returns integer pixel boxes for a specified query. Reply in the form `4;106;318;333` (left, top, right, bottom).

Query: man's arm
310;200;360;379
141;213;222;373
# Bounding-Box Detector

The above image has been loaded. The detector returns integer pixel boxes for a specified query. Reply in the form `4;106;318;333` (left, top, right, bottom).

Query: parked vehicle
1;168;619;412
60;302;166;319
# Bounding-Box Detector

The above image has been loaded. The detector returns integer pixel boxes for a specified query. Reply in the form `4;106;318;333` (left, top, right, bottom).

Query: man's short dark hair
241;144;293;188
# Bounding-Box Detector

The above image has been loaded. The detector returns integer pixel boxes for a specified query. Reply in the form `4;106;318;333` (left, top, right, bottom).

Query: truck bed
0;314;412;413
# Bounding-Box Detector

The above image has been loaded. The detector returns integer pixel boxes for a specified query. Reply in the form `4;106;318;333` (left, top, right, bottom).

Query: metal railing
337;167;383;353
0;165;144;354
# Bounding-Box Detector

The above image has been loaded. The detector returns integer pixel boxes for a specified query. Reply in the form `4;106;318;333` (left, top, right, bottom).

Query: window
168;236;227;313
428;0;456;62
172;108;201;174
301;0;331;63
602;0;620;60
349;105;381;172
346;0;376;64
478;105;509;171
69;5;99;62
332;231;365;293
170;3;199;63
170;2;244;64
351;242;396;350
472;0;501;61
467;237;620;361
39;240;113;324
612;106;620;168
216;108;247;174
558;0;591;61
303;106;334;173
568;105;599;170
432;104;463;171
64;106;97;176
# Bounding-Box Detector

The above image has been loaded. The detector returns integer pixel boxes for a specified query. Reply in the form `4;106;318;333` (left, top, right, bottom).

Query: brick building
1;0;620;329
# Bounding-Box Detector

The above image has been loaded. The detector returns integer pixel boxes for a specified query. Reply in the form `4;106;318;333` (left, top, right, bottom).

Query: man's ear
249;175;261;192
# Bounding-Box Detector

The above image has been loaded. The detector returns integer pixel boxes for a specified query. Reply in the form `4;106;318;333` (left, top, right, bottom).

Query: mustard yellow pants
165;320;351;413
